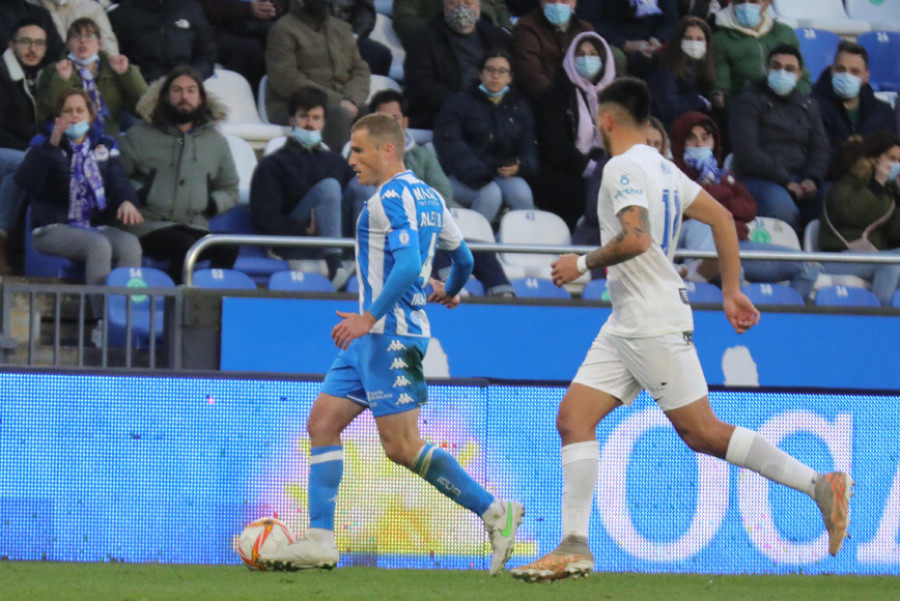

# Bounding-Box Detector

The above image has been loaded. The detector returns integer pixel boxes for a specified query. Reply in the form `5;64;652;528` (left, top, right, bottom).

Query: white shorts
572;327;708;412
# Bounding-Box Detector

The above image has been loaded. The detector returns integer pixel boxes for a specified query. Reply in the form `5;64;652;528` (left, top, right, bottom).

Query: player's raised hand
427;277;460;309
331;310;376;349
723;291;760;334
551;254;581;287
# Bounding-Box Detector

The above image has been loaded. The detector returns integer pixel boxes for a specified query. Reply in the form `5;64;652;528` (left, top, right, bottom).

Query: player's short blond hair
352;112;405;160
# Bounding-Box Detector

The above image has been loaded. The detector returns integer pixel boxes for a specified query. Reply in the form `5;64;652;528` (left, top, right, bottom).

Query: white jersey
597;144;703;337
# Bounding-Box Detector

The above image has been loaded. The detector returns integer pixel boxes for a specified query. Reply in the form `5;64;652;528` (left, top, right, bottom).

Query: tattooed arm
551;205;652;285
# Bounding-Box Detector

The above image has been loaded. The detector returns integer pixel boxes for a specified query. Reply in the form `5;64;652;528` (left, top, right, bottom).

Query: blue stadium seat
24;205;85;279
463;277;485;296
511;277;571;299
684;281;723;303
106;267;174;348
268;270;335;292
796;28;842;82
857;31;900;91
893;290;900;308
814;285;880;307
192;268;257;290
346;276;359;293
581;279;610;301
208;205;290;284
741;283;804;306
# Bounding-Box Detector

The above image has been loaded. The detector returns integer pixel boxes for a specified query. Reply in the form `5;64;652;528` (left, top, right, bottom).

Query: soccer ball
238;516;295;570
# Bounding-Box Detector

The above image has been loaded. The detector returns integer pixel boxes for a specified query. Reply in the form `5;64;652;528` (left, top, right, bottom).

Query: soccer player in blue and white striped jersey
262;113;523;575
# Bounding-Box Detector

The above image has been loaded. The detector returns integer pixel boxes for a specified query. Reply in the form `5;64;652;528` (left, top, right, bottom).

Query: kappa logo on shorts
390;357;409;370
683;331;693;345
387;340;407;352
393;375;412;387
397;393;415;405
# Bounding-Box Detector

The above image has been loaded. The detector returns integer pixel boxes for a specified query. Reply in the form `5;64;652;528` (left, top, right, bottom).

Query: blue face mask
574;55;603;80
734;3;762;29
832;72;862;100
683;145;714;165
767;69;798;96
65;119;90;140
478;83;509;98
889;161;900;183
67;52;98;67
543;3;571;27
292;126;322;148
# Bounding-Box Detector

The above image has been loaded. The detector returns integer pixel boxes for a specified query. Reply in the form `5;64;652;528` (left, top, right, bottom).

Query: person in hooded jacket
669;110;821;300
533;30;615;230
433;48;537;223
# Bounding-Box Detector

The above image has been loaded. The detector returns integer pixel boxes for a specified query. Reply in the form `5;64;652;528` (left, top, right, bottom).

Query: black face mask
303;0;329;22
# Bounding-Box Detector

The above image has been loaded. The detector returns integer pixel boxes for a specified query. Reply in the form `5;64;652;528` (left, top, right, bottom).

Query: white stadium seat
224;135;258;204
771;0;870;35
370;14;405;82
845;0;900;33
206;69;289;146
803;219;870;290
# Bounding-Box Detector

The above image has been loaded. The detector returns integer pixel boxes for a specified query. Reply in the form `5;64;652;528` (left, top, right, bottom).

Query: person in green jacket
118;66;240;284
36;17;147;138
710;0;809;107
818;131;900;307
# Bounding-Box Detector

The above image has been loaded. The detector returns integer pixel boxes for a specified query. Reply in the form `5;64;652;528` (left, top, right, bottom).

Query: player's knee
381;440;415;468
556;412;590;442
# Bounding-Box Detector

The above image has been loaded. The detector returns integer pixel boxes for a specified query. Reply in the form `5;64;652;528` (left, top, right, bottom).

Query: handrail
182;233;900;286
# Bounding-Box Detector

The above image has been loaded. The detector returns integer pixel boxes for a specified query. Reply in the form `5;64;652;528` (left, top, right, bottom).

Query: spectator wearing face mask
730;44;829;233
403;0;507;129
647;16;717;128
710;0;809;109
266;0;371;150
532;31;616;230
818;131;900;307
812;41;894;158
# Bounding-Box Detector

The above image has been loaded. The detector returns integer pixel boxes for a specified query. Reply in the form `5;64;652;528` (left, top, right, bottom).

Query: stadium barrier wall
220;298;900;390
1;372;897;574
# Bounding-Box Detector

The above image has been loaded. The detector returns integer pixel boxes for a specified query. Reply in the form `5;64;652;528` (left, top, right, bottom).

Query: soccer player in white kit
510;78;853;582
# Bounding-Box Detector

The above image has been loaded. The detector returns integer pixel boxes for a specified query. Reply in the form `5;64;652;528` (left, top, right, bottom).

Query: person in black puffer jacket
108;0;217;83
433;48;537;224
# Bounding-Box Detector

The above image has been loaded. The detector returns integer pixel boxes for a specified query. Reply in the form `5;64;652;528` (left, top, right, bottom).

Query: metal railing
182;233;900;285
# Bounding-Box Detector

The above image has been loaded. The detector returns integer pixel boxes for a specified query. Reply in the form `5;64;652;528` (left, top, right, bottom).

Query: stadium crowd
2;0;900;304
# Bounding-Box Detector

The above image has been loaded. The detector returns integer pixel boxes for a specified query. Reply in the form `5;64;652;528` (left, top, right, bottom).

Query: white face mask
681;39;707;60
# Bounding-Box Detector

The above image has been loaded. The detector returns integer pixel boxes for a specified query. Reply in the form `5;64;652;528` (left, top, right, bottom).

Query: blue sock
412;443;494;516
309;445;343;531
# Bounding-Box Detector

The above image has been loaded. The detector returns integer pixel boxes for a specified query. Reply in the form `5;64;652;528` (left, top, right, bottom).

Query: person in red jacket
669;110;821;300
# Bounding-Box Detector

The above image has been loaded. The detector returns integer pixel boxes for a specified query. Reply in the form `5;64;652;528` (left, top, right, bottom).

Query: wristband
576;254;589;274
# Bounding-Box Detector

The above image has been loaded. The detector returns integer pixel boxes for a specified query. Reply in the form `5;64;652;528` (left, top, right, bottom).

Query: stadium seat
796;28;842;82
499;209;572;280
684;281;723;303
257;75;271;124
803;219;870;290
449;207;494;242
771;0;870;35
741;282;804;306
224;134;258;204
105;266;174;348
204;69;288;144
814;285;880;307
581;278;610;301
365;74;402;105
463;277;485;296
264;135;287;156
268;270;335;292
510;277;571;299
857;31;900;91
374;0;392;16
407;129;433;145
370;13;405;82
346;276;359;293
747;217;801;250
24;205;85;279
208;205;291;284
845;0;900;33
192;268;257;290
893;290;900;308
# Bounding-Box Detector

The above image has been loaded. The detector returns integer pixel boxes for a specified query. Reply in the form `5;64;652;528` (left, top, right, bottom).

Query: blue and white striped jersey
355;170;464;337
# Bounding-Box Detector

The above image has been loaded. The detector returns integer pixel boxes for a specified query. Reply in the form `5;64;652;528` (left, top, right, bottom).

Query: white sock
306;527;335;545
725;426;817;497
561;441;599;539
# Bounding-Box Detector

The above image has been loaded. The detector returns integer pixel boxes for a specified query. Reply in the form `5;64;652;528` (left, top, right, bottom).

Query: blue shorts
320;333;429;417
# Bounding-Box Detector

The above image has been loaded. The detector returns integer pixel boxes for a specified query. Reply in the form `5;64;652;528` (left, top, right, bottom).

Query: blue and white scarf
73;61;110;127
68;140;106;228
631;0;662;17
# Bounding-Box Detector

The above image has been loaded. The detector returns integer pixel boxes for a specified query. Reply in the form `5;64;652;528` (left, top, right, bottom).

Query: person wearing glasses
36;18;147;138
0;0;64;59
29;0;120;55
433;48;537;223
0;19;51;274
